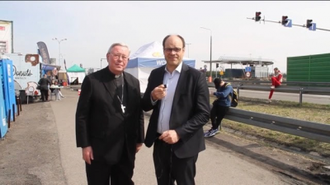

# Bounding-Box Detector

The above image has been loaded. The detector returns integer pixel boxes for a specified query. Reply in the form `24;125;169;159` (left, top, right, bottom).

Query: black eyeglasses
110;53;129;60
164;48;182;53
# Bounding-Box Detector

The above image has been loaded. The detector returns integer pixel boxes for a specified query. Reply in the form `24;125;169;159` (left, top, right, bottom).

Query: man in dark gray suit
142;35;210;185
38;74;51;101
76;43;144;185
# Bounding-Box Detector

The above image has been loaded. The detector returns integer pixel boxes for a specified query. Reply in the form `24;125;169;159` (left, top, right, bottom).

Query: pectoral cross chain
116;74;125;114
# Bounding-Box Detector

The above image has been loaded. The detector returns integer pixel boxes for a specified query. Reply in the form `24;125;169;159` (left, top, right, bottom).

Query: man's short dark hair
213;78;222;89
162;34;186;49
213;78;221;84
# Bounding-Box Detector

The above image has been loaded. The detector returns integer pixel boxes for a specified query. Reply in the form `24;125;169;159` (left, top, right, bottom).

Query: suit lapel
156;66;166;110
173;63;189;103
169;63;189;124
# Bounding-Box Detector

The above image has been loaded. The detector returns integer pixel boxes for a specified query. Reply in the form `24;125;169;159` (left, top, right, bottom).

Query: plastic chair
49;88;55;101
26;86;35;104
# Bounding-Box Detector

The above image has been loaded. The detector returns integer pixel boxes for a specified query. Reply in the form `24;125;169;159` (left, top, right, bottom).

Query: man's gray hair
107;43;130;54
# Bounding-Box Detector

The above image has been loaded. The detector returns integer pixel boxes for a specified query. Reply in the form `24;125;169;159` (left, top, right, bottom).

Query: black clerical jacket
76;67;144;164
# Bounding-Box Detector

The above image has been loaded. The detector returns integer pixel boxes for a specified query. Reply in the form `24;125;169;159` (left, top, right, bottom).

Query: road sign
245;67;251;72
245;72;251;78
284;19;292;27
309;23;316;31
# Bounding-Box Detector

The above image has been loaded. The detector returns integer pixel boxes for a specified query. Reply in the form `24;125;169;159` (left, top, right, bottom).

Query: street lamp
52;38;67;67
186;43;191;58
200;27;212;81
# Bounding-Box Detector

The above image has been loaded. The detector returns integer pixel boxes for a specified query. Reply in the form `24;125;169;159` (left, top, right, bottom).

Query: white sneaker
204;128;219;138
266;99;272;103
270;86;275;89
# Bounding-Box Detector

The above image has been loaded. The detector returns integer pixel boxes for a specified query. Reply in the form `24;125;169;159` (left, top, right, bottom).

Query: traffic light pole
247;17;330;32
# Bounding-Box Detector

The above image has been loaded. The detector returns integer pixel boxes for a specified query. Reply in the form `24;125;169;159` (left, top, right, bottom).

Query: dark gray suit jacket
142;63;210;158
76;67;144;164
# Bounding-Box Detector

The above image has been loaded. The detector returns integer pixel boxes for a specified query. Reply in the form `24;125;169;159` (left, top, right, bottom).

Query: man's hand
159;130;180;144
82;146;94;165
151;84;167;101
136;143;143;153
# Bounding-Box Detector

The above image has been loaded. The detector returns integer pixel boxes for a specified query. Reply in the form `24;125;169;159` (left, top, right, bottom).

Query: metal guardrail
207;80;330;104
225;108;330;143
236;84;330;104
223;80;330;87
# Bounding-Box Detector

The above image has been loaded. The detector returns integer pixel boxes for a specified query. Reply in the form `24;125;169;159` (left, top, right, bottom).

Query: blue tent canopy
41;63;60;71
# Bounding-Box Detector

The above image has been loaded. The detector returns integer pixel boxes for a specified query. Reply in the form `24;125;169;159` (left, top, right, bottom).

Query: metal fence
209;80;330;104
225;108;330;143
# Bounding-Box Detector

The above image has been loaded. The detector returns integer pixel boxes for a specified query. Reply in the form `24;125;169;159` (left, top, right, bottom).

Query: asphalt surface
0;88;328;185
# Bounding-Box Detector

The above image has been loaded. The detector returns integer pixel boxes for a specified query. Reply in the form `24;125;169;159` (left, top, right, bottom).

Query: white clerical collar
115;73;123;79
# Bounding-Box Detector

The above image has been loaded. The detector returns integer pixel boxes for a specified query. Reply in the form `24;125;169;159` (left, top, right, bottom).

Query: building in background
0;20;13;54
203;56;274;80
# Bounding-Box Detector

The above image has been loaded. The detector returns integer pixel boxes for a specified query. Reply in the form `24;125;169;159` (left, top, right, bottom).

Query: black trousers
210;105;229;130
85;150;134;185
153;139;198;185
40;89;49;101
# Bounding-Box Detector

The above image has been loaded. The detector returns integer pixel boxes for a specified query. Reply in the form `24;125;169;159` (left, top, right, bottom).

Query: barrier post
299;88;303;105
12;104;15;122
7;109;11;129
208;76;212;83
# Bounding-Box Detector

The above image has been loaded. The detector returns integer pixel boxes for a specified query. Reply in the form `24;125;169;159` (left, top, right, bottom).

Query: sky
1;1;330;73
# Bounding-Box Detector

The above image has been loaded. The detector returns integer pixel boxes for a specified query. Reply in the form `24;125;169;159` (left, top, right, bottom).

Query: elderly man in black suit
142;35;210;185
75;43;144;185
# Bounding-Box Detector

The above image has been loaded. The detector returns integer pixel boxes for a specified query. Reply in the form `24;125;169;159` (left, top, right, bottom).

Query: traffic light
216;63;219;68
255;12;261;22
306;19;313;28
282;16;288;25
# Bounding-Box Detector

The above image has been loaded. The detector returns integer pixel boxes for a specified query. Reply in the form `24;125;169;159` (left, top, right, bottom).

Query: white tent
66;64;86;84
125;41;195;93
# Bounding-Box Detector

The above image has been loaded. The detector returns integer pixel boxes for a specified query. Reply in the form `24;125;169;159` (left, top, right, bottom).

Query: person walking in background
142;34;210;185
204;78;232;138
75;43;144;185
268;67;283;103
38;74;51;102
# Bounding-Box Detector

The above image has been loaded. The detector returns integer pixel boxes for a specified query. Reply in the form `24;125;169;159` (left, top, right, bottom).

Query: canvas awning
203;56;274;66
67;64;85;72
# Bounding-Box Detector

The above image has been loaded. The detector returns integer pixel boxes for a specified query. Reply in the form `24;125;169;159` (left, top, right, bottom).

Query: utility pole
200;27;213;81
52;38;67;67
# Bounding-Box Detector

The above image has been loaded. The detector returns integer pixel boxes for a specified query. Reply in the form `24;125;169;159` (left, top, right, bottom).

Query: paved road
0;88;323;184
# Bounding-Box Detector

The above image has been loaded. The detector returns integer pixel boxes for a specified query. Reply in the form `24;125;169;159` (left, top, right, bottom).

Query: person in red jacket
268;67;283;103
